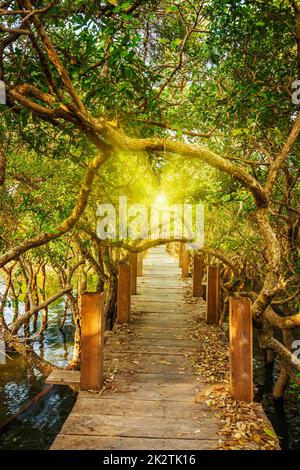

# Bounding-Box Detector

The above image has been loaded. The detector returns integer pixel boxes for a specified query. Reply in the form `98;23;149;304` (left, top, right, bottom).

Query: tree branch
10;285;72;334
0;151;110;268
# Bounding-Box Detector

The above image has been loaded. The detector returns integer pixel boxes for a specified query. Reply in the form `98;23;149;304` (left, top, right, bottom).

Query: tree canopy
0;1;299;395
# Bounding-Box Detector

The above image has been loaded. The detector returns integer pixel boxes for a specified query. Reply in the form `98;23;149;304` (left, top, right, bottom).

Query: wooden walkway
50;246;222;450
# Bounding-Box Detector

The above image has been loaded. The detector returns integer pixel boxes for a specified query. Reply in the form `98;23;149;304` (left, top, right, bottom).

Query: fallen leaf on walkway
194;392;206;403
263;427;277;440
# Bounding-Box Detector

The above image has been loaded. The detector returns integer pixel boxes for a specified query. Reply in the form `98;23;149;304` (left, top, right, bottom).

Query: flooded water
253;333;300;450
0;297;77;450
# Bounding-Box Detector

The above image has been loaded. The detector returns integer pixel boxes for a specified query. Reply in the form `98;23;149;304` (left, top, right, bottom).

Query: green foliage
0;0;299;304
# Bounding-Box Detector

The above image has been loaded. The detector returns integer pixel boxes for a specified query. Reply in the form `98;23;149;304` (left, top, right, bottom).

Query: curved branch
100;125;268;207
199;247;239;274
11;285;72;334
102;237;190;252
0;151;110;268
266;110;300;193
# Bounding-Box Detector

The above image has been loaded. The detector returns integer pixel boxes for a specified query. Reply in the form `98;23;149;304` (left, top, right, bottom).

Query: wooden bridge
47;244;256;450
49;246;224;450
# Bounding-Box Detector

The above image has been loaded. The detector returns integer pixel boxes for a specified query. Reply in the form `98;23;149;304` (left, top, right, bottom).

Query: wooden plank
229;297;253;402
71;397;210;419
51;435;219;450
111;372;196;384
131;333;194;341
135;325;194;339
105;345;197;354
80;383;205;402
123;318;194;327
132;294;183;300
117;263;131;323
106;338;197;348
46;370;80;385
80;292;104;391
131;306;188;313
206;266;220;325
104;353;192;375
193;254;204;297
132;316;192;324
60;414;219;440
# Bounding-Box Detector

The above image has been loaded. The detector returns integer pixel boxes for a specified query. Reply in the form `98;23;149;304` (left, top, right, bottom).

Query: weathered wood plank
71;397;211;419
104;354;193;375
80;383;205;402
46;370;80;385
106;337;197;348
108;372;198;384
106;343;194;351
51;435;218;450
60;414;218;440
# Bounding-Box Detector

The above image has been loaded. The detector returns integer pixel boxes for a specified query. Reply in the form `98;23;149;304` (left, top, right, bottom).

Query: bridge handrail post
229;297;253;402
117;262;131;323
193;254;204;297
80;292;104;390
206;265;220;325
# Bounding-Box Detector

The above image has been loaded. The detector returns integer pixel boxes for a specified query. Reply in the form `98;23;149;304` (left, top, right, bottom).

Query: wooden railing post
117;262;131;323
128;252;137;294
193;254;204;297
80;292;104;390
179;243;183;267
137;252;143;277
229;297;253;402
206;266;220;325
172;243;177;256
181;246;190;278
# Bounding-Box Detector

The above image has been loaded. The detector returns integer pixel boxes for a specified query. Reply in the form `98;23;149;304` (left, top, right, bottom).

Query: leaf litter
183;283;280;450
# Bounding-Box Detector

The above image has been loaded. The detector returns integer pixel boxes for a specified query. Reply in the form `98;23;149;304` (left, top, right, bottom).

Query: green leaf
170;38;182;49
166;5;178;13
263;427;277;440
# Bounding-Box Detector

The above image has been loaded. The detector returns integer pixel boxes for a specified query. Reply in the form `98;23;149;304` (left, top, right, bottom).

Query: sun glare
155;193;168;206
